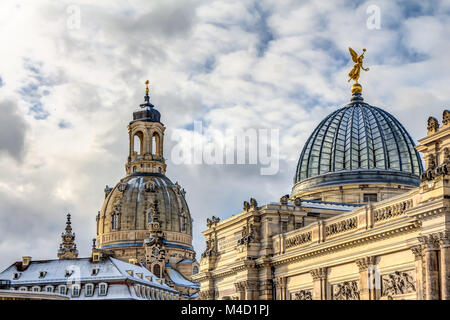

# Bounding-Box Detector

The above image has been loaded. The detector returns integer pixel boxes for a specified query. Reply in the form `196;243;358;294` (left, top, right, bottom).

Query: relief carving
381;271;416;298
332;281;360;300
237;223;258;245
292;290;313;300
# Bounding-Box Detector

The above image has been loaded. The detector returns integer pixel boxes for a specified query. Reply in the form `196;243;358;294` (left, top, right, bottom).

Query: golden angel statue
348;48;369;83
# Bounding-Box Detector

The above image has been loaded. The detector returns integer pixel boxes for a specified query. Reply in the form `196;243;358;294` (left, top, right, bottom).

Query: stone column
355;256;377;300
234;281;245;300
310;268;327;300
411;245;424;300
274;277;287;300
259;280;273;300
438;231;450;300
419;234;441;300
244;280;259;300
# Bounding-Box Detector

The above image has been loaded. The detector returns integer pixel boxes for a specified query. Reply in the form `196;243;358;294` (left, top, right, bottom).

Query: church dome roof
99;173;192;242
292;92;423;195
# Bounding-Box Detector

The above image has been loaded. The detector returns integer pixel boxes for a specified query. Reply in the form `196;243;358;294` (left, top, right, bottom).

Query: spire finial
140;79;154;108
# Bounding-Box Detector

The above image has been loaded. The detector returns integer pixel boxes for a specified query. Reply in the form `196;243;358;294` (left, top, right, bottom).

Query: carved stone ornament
294;197;302;207
410;245;423;260
243;201;250;212
332;281;360;300
250;198;258;209
443;110;450;126
206;216;220;228
293;290;313;300
355;256;376;272
118;182;128;192
201;238;216;258
237;223;258;245
280;194;289;205
418;233;440;250
381;271;416;298
427;116;439;134
310;268;327;281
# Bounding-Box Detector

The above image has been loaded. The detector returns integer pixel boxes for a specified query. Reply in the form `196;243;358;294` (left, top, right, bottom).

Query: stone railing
325;216;358;237
272;190;417;254
285;231;312;249
373;198;413;224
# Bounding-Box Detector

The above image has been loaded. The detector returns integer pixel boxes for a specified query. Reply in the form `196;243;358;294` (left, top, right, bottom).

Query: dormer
39;271;47;278
65;269;74;277
91;268;99;276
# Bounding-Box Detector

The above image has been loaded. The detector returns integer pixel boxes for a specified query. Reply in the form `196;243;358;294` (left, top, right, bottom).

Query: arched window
133;131;144;156
152;132;160;156
153;264;161;278
111;214;118;230
181;215;186;232
193;266;199;274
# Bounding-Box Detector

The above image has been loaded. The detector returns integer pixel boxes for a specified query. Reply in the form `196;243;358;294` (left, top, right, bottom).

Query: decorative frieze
285;231;312;249
292;289;313;300
332;281;360;300
325;217;357;237
381;271;416;298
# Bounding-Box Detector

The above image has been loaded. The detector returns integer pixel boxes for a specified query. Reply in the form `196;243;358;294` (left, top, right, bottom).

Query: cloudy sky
0;0;449;270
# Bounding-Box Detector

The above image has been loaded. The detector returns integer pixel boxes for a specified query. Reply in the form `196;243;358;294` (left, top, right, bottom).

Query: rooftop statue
348;47;369;83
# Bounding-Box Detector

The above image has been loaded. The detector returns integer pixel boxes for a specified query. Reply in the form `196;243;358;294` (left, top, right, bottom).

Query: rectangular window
363;193;378;203
86;284;93;296
99;284;107;296
72;286;80;297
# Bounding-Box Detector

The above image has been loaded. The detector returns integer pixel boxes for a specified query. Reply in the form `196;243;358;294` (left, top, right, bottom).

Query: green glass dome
293;92;423;193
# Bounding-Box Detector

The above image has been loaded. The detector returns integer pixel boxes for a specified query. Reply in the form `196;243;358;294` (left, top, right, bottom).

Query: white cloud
0;0;449;270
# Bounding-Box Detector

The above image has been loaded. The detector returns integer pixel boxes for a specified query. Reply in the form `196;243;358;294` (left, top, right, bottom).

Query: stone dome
99;173;192;240
292;92;423;196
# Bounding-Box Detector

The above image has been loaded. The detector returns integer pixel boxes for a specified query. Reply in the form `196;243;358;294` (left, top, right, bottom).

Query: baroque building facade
193;84;450;300
0;82;199;299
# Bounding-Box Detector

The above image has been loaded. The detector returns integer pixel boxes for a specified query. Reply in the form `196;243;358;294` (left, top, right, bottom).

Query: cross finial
145;80;149;94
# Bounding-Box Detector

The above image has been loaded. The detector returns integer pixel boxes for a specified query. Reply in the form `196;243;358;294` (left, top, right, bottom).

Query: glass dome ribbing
294;93;423;186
